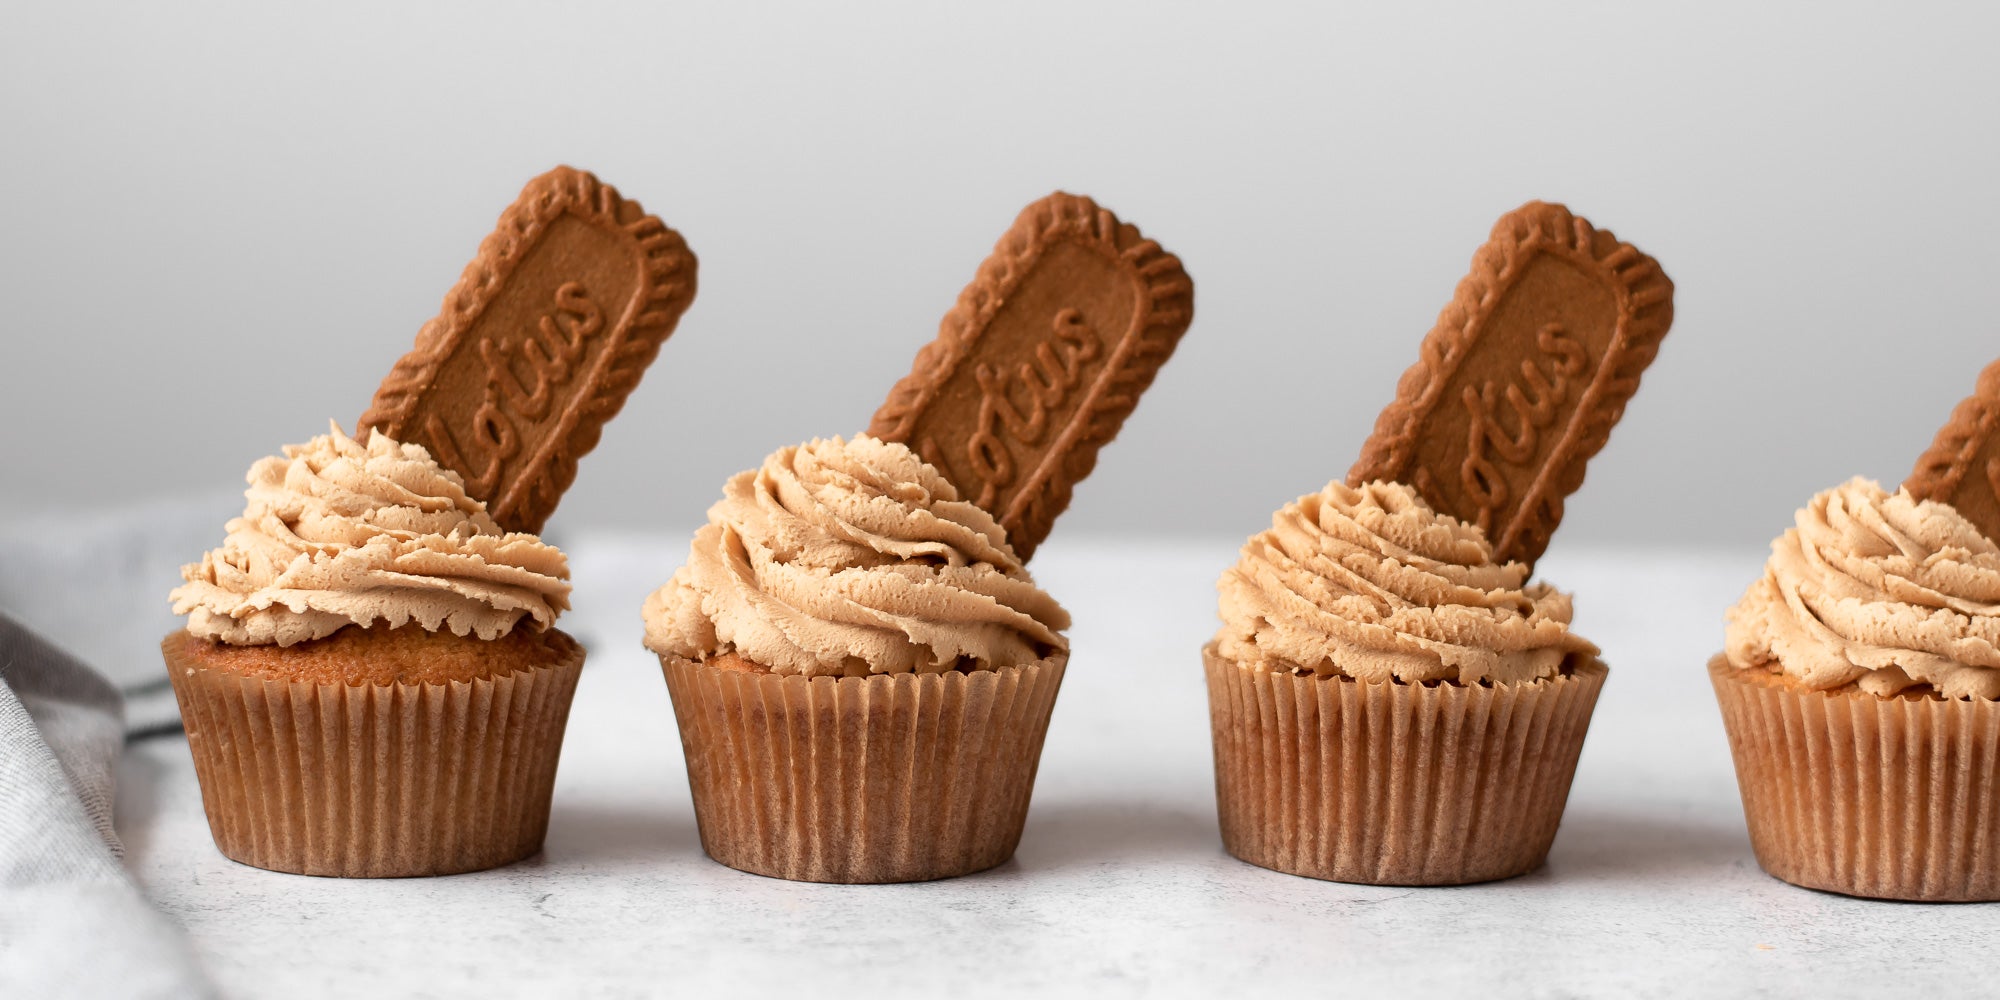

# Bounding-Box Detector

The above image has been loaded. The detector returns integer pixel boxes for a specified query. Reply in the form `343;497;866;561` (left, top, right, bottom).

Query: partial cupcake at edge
162;166;696;877
1712;357;2000;902
641;191;1194;884
1204;201;1675;885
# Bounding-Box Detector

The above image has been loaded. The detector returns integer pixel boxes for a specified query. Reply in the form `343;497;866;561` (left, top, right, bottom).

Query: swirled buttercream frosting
1725;477;2000;699
641;435;1069;677
1213;480;1596;684
171;423;571;646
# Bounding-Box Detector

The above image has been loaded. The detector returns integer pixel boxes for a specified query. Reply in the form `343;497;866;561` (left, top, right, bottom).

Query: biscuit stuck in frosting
1214;480;1595;685
171;422;571;647
642;435;1069;677
1726;477;2000;700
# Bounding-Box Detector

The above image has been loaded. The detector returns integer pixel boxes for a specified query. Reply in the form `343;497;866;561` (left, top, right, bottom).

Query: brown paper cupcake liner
1709;654;2000;901
1204;643;1606;885
660;652;1066;884
164;630;584;878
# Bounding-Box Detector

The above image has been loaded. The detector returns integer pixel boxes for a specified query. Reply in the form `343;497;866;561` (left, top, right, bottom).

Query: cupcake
642;435;1071;883
165;423;581;877
1204;480;1607;885
1713;476;2000;900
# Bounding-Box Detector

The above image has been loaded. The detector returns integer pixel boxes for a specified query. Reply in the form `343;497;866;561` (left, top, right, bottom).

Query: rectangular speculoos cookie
1349;202;1674;570
360;166;697;534
1906;358;2000;542
868;192;1194;560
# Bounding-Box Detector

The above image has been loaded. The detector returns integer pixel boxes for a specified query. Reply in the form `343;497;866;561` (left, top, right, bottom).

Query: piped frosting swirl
1725;476;2000;699
1214;480;1595;684
641;435;1069;677
171;423;570;646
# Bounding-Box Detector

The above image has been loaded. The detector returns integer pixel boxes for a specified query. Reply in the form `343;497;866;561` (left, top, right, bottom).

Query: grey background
4;1;1997;555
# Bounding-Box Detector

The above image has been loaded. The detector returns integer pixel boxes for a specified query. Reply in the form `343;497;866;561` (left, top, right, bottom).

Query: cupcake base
1709;654;2000;901
164;628;584;878
1204;643;1606;885
659;652;1066;884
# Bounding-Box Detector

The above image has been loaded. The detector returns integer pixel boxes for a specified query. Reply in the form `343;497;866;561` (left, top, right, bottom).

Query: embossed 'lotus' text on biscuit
941;307;1107;512
361;166;698;535
422;278;610;499
1350;201;1674;571
1402;255;1616;548
868;193;1193;561
918;242;1128;514
1452;323;1591;537
399;214;634;510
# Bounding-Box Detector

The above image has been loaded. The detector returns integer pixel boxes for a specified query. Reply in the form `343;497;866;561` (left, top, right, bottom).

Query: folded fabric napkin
0;613;210;998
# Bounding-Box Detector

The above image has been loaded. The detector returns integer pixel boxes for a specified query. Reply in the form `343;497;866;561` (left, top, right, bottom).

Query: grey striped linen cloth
1;499;222;998
1;616;211;997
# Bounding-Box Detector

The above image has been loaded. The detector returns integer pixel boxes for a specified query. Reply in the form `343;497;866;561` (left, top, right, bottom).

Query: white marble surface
115;537;2000;998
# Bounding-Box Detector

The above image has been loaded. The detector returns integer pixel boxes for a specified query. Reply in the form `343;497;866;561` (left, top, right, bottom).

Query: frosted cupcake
166;423;581;877
1713;476;2000;900
642;435;1070;883
1204;479;1606;885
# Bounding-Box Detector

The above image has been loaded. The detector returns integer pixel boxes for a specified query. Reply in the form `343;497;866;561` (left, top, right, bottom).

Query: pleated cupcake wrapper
660;653;1066;884
163;632;584;878
1708;655;2000;901
1204;644;1606;886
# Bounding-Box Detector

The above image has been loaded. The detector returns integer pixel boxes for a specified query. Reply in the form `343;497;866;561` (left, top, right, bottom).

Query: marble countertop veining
114;536;2000;998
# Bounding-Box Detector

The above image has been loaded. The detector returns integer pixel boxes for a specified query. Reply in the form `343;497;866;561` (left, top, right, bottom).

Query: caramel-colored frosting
1725;477;2000;699
1213;480;1596;684
171;423;571;647
641;435;1069;677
